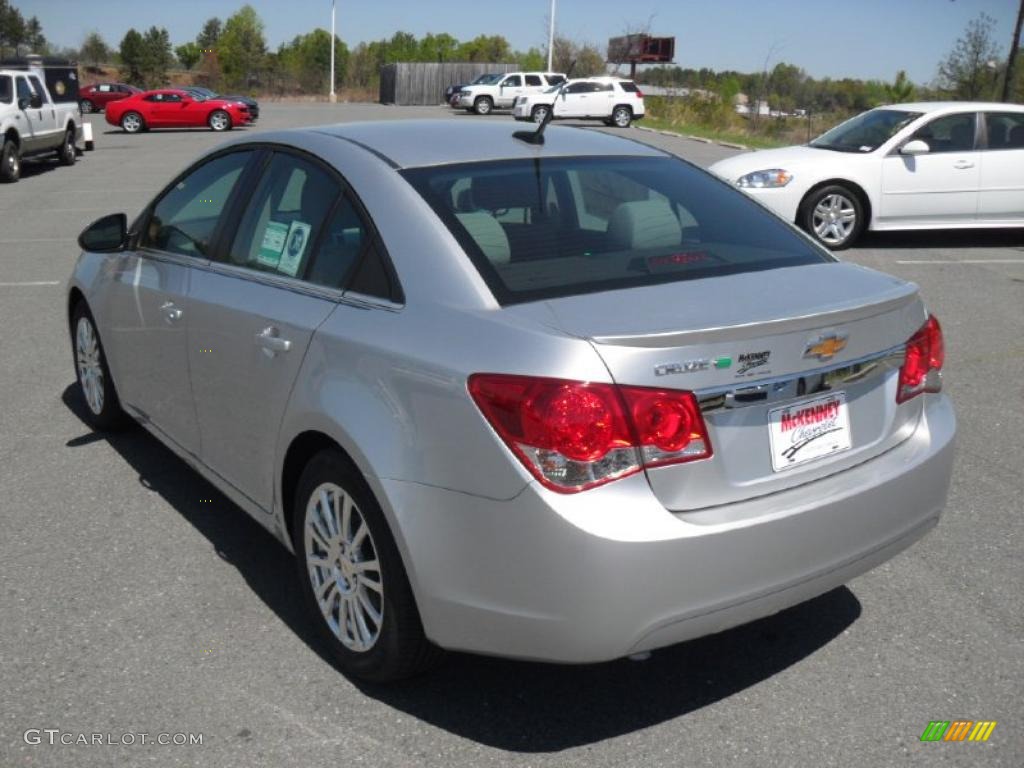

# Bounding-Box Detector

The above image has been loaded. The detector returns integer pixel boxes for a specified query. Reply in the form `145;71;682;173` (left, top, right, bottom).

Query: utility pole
547;0;557;72
330;0;337;102
1002;0;1023;102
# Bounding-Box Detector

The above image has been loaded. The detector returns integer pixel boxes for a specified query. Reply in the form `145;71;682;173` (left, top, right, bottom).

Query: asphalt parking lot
1;102;1021;768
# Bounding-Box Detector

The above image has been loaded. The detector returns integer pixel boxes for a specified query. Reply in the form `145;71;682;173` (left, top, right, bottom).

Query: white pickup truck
1;68;81;183
454;71;567;115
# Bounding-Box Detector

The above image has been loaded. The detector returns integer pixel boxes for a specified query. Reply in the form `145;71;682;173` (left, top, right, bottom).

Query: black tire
531;104;551;124
80;99;95;114
611;105;633;128
208;109;232;132
121;111;144;134
291;449;441;682
0;139;19;183
473;96;493;116
799;184;866;251
70;302;129;431
58;127;76;166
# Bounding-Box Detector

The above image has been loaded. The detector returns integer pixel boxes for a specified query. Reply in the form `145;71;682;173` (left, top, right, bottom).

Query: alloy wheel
75;316;104;416
122;113;142;133
613;107;632;127
210;111;230;131
532;106;549;123
304;482;384;653
812;193;857;245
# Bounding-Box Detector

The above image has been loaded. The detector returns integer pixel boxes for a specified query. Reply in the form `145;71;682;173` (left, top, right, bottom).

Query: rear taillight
897;315;944;404
636;88;644;99
468;374;712;493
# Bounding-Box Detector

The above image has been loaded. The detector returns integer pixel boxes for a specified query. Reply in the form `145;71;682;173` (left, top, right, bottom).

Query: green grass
638;116;790;150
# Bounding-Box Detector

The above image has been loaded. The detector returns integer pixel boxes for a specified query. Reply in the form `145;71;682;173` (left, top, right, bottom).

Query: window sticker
257;221;289;268
277;220;311;277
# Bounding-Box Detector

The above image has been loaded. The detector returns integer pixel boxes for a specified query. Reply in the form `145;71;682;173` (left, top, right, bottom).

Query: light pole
546;0;556;72
330;0;337;103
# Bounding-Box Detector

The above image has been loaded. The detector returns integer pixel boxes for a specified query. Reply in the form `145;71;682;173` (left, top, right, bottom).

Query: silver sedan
67;120;956;681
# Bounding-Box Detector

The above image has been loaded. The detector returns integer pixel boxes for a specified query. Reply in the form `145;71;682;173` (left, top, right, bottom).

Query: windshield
810;109;922;152
402;156;829;305
190;87;216;100
473;74;502;85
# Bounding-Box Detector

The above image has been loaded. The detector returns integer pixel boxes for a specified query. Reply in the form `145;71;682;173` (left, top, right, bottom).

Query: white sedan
709;102;1024;249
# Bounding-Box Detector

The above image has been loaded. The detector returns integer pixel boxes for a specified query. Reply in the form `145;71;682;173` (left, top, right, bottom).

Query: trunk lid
515;262;927;510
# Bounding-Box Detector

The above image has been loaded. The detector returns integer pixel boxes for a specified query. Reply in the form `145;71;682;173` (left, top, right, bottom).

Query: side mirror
78;213;128;253
17;96;31;110
31;94;42;109
900;139;930;156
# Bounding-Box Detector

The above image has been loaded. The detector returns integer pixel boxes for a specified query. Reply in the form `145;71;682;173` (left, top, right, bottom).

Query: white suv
513;77;645;128
455;72;567;115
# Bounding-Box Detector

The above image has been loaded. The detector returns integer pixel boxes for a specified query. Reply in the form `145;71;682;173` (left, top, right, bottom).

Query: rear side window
525;75;542;86
985;112;1024;149
226;152;340;279
0;76;11;104
619;81;639;93
142;151;253;258
305;195;369;289
402;156;829;305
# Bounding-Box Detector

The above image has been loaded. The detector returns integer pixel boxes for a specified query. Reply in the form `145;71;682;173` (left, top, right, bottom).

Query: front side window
99;84;112;92
811;108;922;153
16;77;32;102
28;76;48;103
502;76;522;87
565;82;591;94
226;152;340;279
984;112;1024;149
403;156;829;304
142;151;253;258
0;75;11;104
912;113;976;153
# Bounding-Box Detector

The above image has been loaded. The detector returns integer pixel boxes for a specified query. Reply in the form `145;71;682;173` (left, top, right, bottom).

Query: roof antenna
514;59;576;146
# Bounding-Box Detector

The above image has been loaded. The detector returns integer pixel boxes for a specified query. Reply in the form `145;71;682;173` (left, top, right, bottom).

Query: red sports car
104;89;253;134
79;82;141;113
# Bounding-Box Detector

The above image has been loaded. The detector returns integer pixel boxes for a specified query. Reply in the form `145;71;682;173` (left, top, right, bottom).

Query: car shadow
101;127;252;136
61;382;861;752
855;228;1024;250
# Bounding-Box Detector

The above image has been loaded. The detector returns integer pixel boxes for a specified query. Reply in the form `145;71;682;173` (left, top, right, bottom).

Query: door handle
256;326;291;355
953;160;974;169
160;301;183;323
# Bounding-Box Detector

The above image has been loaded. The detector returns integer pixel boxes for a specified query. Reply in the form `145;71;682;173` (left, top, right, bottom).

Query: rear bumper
381;393;956;663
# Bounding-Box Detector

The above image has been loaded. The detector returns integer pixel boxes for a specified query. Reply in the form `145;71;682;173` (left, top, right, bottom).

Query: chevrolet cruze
67;121;956;681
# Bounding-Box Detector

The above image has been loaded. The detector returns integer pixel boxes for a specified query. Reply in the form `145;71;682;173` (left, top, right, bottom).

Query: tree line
5;0;1022;106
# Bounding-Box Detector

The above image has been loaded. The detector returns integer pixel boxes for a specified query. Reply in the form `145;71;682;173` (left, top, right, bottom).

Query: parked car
455;71;566;115
181;86;259;121
104;88;253;133
68;120;955;682
710;101;1024;249
0;68;80;182
79;82;140;113
513;76;645;127
445;73;503;105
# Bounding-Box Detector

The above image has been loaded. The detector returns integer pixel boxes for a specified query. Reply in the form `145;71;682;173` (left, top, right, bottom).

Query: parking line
895;259;1024;265
0;281;61;286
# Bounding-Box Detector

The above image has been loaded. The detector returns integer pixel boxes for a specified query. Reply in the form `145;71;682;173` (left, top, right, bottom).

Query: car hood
709;144;840;182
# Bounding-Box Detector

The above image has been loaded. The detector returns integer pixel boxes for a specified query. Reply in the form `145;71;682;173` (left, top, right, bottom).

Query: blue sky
18;0;1022;82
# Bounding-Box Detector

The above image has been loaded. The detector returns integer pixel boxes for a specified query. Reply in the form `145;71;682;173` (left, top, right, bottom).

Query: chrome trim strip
697;345;905;413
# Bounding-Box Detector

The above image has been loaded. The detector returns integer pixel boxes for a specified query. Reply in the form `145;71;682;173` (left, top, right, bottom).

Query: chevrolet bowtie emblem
804;333;848;361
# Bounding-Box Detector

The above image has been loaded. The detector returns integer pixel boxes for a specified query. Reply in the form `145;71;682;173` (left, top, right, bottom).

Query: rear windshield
0;75;11;104
402;156;829;305
619;81;639;92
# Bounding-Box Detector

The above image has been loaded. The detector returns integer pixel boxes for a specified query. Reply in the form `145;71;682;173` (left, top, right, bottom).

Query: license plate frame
768;391;852;472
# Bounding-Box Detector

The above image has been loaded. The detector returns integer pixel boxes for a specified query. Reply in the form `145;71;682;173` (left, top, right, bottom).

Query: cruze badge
655;357;732;376
804;333;848;361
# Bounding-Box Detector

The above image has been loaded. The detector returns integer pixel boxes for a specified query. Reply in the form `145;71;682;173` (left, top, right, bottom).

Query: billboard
607;35;675;64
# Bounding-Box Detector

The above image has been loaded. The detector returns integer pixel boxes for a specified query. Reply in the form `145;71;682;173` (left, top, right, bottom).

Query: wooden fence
379;62;519;106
